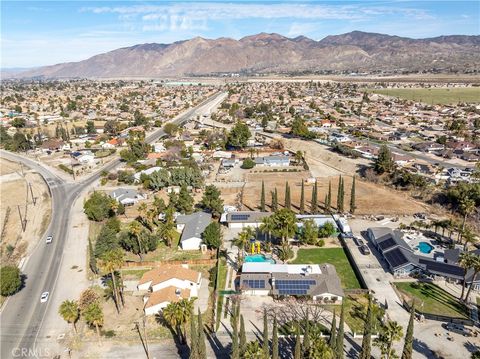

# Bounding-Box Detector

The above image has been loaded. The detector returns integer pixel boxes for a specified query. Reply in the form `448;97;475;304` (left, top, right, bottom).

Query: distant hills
11;31;480;78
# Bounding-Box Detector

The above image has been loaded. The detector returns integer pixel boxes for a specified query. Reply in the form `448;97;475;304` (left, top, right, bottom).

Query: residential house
137;265;201;316
176;212;212;250
110;188;145;206
240;262;344;303
224;211;270;229
254;155;290;167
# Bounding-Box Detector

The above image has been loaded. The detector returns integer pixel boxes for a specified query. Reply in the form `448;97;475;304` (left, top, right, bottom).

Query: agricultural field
367;87;480;105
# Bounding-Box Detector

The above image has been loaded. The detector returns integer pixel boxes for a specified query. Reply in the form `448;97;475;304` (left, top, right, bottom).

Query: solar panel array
242;280;265;289
378;237;396;251
419;259;464;277
275;279;316;296
384;248;409;268
231;214;250;221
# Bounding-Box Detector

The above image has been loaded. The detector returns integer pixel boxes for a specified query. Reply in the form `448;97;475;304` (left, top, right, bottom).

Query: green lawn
292;248;361;289
395;282;468;319
367;87;480;105
215;258;228;331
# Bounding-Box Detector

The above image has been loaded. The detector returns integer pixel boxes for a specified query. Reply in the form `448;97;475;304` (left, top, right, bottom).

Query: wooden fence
122;258;216;269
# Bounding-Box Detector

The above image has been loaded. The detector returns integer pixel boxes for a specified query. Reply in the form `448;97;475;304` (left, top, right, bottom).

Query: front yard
291;248;361;289
395;282;469;319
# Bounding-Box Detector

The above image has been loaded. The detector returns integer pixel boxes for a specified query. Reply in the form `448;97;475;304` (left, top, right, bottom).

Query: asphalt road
0;91;226;359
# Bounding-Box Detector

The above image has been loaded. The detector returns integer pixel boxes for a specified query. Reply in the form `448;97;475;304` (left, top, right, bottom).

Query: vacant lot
395;282;468;319
242;172;427;215
292;248;361;289
0;158;51;264
367;87;480;105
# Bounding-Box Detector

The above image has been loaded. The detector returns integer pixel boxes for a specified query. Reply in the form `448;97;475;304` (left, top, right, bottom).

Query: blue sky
1;1;479;68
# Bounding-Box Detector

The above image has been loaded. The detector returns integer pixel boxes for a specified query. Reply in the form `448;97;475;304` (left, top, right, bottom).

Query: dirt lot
242;171;428;215
0;158;52;264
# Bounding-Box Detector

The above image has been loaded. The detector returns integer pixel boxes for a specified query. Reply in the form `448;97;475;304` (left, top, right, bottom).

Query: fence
122;257;216;269
338;235;368;290
402;299;474;326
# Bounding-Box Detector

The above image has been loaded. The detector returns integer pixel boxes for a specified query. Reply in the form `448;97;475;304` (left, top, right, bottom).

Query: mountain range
12;31;480;78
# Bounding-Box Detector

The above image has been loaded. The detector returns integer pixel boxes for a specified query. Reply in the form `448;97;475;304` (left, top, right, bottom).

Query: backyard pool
416;241;434;254
245;254;276;264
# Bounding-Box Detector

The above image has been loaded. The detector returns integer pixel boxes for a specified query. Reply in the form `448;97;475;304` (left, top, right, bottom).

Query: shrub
58;164;73;175
241;158;255;169
0;265;22;296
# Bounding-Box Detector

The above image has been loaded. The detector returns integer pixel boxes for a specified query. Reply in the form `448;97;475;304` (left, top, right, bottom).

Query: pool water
416;241;434;254
244;254;276;264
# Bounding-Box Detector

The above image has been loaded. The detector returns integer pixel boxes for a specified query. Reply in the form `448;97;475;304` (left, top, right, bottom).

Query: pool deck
402;231;442;259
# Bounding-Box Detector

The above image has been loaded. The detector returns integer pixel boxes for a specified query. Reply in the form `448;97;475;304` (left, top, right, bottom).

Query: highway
0;91;226;358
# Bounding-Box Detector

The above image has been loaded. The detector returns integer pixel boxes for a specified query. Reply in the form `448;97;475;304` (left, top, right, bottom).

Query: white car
40;292;49;303
46;235;53;244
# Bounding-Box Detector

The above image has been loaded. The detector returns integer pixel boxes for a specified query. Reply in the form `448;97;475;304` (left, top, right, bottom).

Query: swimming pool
416;241;434;254
244;254;276;264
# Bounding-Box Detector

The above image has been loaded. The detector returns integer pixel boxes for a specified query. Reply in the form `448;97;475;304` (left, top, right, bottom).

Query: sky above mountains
2;1;479;68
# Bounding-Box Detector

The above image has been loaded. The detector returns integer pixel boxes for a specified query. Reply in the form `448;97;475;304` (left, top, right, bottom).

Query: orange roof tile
139;265;200;287
145;286;191;309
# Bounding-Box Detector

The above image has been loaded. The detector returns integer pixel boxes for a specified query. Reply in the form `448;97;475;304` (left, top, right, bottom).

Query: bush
83;191;116;221
58;164;73;175
0;265;22;296
241;158;255;169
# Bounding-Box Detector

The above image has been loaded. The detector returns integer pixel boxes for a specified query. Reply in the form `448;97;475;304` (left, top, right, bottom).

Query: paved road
0;91;226;359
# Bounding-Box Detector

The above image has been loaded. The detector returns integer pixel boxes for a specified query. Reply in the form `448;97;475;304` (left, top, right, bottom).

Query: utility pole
17;205;26;232
135;321;150;359
142;315;150;359
29;183;37;206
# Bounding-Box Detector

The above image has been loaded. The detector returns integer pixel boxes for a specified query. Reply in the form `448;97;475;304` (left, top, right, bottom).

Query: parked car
40;292;49;303
45;235;53;244
443;323;476;337
359;245;371;255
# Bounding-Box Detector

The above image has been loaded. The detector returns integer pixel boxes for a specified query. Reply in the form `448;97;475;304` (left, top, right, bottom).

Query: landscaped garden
291;248;361;289
395;282;469;319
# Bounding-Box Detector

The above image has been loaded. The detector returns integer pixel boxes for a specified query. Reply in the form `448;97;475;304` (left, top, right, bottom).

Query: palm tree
58;300;79;334
162;299;194;344
244;341;265;359
128;220;145;259
233;227;255;260
459;252;475;300
375;321;403;359
158;220;177;247
461;227;477;251
277;241;294;263
98;248;124;313
458;197;476;241
83;302;104;339
464;255;480;302
259;216;274;243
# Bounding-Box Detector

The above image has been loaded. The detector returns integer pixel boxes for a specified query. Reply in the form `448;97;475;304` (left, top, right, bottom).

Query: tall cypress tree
260;180;266;212
285;181;291;209
329;309;337;351
231;302;239;359
336;301;345;359
401;304;415;359
337;176;344;213
350;176;356;214
311;180;318;214
271;189;278;212
326;181;332;213
88;237;97;274
300;180;305;214
272;316;279;359
239;314;247;357
294;324;302;359
197;309;206;359
360;296;373;359
303;309;310;354
262;308;269;357
189;309;198;359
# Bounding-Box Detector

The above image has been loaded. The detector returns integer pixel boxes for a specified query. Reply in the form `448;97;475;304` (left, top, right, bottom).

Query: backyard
395;282;469;319
291;248;361;289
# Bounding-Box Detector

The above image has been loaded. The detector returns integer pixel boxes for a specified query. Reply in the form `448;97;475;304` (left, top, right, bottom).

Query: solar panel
419;259;464;277
378;237;396;251
242;279;266;289
384;248;409;268
231;214;250;221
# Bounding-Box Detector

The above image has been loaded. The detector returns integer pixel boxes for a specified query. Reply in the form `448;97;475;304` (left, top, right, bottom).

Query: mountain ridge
11;31;480;78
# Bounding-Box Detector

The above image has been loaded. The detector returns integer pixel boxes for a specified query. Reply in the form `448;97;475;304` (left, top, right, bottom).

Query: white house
137;265;201;316
109;188;145;206
176;212;212;250
133;166;162;182
77;154;95;164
